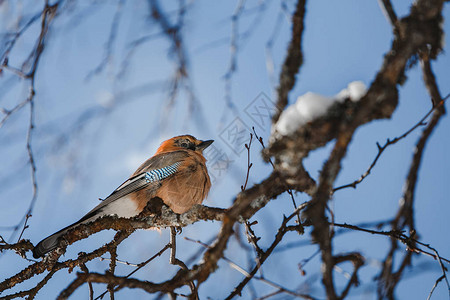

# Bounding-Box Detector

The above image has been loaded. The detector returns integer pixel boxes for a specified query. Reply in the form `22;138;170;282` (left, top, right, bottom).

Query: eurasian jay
33;135;213;258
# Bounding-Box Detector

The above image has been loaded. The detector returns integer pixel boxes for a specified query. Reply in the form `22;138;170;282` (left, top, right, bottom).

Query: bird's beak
196;140;214;151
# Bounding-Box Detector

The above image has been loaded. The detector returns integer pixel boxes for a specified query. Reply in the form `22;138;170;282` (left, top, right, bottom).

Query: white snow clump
274;81;366;135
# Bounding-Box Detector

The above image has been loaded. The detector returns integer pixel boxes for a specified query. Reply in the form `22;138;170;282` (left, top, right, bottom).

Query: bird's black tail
33;190;136;258
33;207;106;258
32;216;91;258
32;225;73;258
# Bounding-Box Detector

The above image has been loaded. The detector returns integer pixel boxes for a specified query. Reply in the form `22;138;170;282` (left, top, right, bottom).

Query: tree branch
272;0;307;123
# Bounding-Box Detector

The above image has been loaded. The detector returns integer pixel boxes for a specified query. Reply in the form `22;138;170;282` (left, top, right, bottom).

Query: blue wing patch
145;162;181;183
98;162;182;205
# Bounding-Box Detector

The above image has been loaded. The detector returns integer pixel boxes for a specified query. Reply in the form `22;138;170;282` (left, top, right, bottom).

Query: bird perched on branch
33;135;213;258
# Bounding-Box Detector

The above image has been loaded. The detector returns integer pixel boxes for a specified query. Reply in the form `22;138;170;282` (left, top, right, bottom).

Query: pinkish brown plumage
33;135;213;258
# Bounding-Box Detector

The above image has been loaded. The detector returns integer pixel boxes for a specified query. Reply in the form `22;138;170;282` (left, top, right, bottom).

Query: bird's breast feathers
128;150;211;214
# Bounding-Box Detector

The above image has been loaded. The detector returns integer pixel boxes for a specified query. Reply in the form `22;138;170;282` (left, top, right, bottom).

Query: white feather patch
101;196;139;218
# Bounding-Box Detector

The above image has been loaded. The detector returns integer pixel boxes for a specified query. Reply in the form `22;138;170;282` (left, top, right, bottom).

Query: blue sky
0;0;449;299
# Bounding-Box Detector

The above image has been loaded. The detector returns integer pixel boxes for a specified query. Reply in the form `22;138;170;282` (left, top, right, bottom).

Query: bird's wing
78;150;190;222
131;150;190;175
33;150;191;258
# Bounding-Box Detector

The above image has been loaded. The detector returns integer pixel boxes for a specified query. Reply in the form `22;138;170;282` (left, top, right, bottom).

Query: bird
33;135;213;258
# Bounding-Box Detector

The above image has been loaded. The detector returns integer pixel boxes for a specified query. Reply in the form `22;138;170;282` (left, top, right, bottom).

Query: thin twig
108;247;118;300
94;243;172;300
244;221;263;258
184;236;314;300
7;2;57;244
377;0;398;28
241;133;253;191
415;241;450;296
225;204;308;299
333;96;448;193
253;127;302;227
80;264;94;300
220;0;245;125
265;1;289;89
254;276;315;300
333;222;450;264
17;214;32;242
99;257;139;267
169;227;197;299
170;227;177;265
184;236;251;277
86;0;125;80
427;275;445;300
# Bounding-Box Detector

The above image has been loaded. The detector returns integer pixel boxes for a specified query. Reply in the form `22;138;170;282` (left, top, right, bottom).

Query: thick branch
272;0;307;123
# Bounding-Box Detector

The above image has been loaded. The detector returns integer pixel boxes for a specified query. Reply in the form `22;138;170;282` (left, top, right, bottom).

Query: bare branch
79;264;94;300
241;133;253;191
377;0;398;28
333;222;450;264
226;203;308;299
86;0;125;80
2;0;59;243
333;96;448;192
272;0;307;124
427;275;446;300
94;243;172;300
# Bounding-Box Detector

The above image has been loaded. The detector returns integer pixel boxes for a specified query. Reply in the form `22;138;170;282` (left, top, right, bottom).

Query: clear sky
0;0;449;299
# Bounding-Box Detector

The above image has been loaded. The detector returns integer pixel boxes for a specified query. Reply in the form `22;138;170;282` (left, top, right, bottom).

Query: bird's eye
180;142;188;148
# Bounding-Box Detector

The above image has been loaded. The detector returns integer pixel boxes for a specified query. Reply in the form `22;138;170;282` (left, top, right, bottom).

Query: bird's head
156;135;214;154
